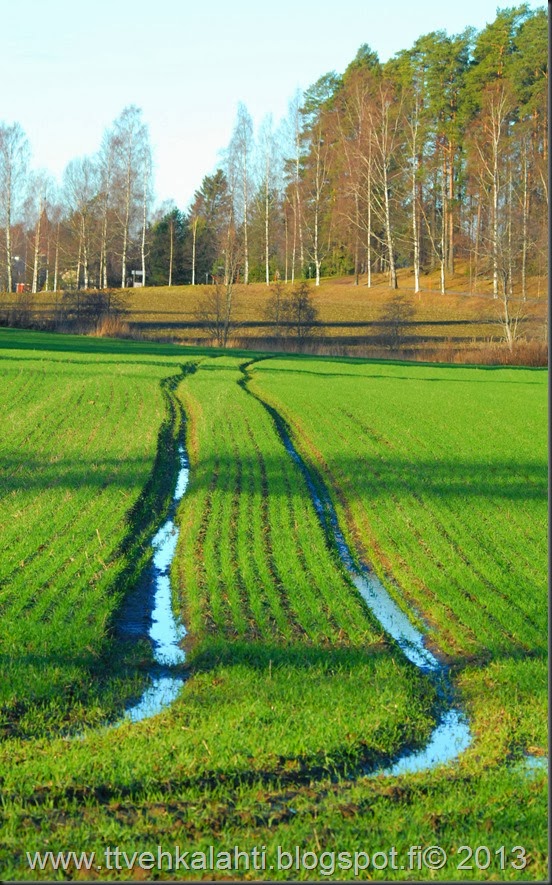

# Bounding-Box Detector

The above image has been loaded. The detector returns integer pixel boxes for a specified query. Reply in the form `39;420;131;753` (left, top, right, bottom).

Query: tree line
0;106;152;294
0;4;546;297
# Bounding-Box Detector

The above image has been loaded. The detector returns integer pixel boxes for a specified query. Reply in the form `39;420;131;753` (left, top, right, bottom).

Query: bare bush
57;289;129;333
495;291;526;349
264;280;287;338
194;280;240;348
379;293;416;349
264;280;319;346
287;281;319;341
8;291;36;327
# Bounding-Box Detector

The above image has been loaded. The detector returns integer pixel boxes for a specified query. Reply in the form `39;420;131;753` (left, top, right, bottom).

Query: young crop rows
249;358;547;663
0;330;547;880
0;339;192;733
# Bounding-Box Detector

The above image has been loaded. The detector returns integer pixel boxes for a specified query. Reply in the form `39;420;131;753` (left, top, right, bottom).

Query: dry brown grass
118;263;546;334
1;264;546;364
90;315;133;338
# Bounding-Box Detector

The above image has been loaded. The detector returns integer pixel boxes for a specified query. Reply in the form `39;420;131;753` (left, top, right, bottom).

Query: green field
0;328;547;880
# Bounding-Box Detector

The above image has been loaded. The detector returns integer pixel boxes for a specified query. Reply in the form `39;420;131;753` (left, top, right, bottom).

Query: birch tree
109;106;150;287
62;156;98;290
300;73;341;286
227;103;254;284
335;53;381;287
471;82;514;297
26;171;53;293
256;114;282;285
389;46;429;294
0;122;30;292
49;201;63;292
334;70;366;285
368;79;403;288
97;132;116;288
140;145;153;286
283;91;306;283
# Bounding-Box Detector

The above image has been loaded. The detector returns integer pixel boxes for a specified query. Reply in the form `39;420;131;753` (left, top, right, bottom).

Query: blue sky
3;0;546;210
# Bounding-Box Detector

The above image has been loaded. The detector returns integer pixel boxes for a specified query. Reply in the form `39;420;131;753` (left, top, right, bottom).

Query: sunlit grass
0;329;546;881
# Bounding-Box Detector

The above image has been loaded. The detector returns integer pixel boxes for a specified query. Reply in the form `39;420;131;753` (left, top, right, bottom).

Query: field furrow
0;331;545;882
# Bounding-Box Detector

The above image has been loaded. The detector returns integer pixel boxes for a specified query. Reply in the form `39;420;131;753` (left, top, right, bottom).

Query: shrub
264;281;319;345
57;289;129;332
379;293;416;349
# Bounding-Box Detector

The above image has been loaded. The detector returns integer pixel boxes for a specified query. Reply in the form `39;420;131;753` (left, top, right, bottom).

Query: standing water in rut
122;443;189;723
241;367;472;776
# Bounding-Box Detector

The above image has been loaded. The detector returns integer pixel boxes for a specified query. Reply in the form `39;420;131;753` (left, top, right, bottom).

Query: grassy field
0;330;196;736
247;356;547;761
0;328;547;880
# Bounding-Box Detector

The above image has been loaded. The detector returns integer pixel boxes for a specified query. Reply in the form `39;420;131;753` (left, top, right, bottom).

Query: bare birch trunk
366;141;372;288
243;158;249;285
438;162;446;294
32;210;41;294
121;164;132;288
507;163;513;296
382;164;397;289
354;191;359;285
521;143;528;301
291;199;297;284
100;214;107;288
314;196;320;287
284;211;288;283
412;156;419;293
492;147;499;298
472;189;482;294
44;228;50;291
168;218;174;287
53;225;59;292
295;153;304;273
488;100;502;299
263;147;270;285
76;236;82;291
82;215;89;289
5;186;12;292
447;146;454;275
191;218;197;287
100;154;111;290
141;172;148;287
407;107;421;294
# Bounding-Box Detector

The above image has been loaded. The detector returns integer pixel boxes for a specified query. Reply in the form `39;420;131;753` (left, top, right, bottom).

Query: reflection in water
378;708;472;777
125;675;185;723
351;570;439;672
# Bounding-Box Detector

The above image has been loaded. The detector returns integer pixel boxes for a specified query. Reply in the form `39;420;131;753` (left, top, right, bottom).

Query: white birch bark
191;217;198;287
32;208;41;294
521;142;528;301
140;154;151;287
0;123;30;292
366;139;372;288
440;162;446;295
169;216;174;287
265;149;270;285
53;224;60;292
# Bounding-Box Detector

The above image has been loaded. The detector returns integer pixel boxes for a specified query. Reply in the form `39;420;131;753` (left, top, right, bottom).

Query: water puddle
123;443;189;723
247;387;473;776
283;416;548;779
378;708;472;777
519;755;548;776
